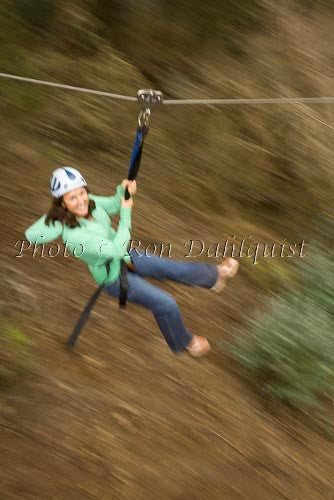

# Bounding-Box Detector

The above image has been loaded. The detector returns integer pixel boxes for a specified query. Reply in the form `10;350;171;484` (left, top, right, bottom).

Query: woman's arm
25;215;63;244
89;180;136;216
89;183;125;216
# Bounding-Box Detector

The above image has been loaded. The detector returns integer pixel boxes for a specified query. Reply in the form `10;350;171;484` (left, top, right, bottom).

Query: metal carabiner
137;89;163;134
138;107;151;131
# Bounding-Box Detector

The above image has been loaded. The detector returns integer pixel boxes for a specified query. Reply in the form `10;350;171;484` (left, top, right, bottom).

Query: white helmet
50;167;87;198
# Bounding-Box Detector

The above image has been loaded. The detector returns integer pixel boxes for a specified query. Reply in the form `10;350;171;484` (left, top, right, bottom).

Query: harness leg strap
119;259;129;308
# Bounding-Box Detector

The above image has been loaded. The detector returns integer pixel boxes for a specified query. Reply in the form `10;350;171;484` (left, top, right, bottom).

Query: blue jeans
104;250;218;353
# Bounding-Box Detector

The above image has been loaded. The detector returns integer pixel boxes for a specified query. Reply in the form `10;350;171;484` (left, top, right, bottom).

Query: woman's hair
45;187;96;228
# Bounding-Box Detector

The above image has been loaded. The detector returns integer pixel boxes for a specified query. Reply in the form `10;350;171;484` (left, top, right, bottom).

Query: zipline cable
1;72;334;105
163;97;334;105
0;72;137;101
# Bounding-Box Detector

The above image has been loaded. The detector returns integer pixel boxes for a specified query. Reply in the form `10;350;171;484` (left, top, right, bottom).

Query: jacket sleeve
67;206;132;263
25;215;63;244
88;184;125;216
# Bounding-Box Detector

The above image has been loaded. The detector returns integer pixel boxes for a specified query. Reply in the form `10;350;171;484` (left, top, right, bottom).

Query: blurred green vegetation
229;247;333;430
0;321;32;388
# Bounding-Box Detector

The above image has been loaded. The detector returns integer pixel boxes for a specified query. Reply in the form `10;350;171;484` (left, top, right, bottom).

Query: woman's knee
153;292;178;315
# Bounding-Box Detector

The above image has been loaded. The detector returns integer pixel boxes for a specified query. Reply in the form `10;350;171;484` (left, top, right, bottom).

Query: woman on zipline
25;167;239;357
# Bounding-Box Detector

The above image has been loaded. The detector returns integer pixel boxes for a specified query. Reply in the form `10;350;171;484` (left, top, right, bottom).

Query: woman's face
62;187;89;218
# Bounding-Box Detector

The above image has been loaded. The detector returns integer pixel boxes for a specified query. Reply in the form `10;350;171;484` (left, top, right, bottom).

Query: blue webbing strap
125;129;144;199
120;128;145;306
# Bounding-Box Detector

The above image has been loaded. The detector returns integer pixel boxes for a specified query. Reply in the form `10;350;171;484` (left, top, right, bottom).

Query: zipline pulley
137;89;163;134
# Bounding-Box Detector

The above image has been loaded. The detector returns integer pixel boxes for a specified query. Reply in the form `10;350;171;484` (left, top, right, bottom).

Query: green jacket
25;184;132;286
